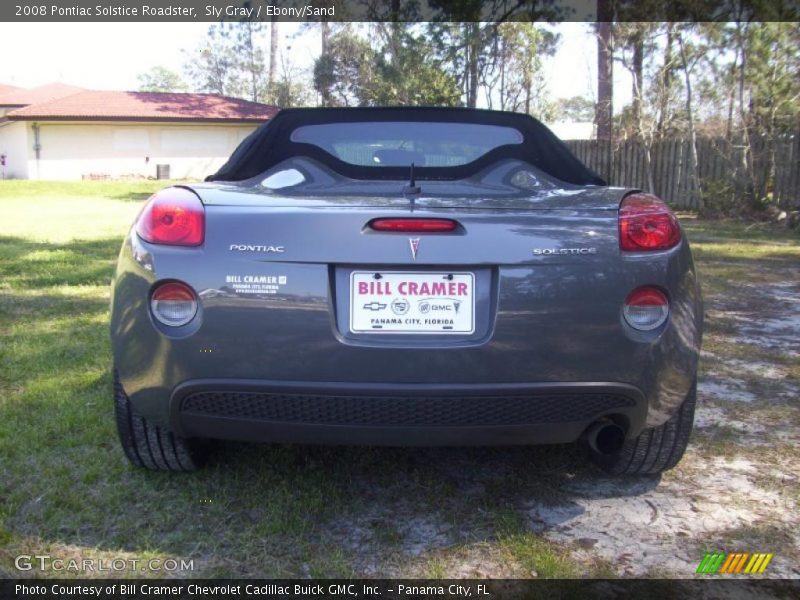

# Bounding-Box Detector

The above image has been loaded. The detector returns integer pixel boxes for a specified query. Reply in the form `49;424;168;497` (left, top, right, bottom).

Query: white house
0;83;279;180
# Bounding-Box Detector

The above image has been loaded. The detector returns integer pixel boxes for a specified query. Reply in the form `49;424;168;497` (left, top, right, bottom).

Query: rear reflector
619;193;681;251
151;281;197;327
137;187;205;246
623;286;669;331
369;218;458;233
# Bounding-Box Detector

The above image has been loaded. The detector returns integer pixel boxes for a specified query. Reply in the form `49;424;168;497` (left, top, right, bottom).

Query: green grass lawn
0;182;798;579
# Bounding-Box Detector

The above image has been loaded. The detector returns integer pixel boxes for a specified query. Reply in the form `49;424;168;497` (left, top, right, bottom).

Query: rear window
290;121;524;167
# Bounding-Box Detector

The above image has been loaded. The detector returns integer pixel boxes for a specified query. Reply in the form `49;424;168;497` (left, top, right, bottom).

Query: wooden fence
564;135;800;210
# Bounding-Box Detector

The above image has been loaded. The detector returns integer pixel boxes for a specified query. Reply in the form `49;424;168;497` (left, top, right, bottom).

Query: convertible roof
206;107;605;186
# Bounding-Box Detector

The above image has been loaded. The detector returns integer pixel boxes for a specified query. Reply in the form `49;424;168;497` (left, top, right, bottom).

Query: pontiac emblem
229;244;285;253
409;238;420;261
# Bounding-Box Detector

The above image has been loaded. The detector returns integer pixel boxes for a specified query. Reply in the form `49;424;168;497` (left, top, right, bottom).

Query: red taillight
623;286;669;331
619;193;681;251
137;187;204;246
626;287;668;306
369;218;458;233
150;281;197;326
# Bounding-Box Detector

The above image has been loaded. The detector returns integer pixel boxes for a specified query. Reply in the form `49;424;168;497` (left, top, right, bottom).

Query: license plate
350;271;475;334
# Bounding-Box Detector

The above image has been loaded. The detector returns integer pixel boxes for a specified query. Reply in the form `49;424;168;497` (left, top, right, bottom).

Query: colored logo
696;552;773;574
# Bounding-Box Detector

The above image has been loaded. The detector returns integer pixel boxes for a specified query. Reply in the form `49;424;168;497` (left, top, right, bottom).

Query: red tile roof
0;83;23;97
6;90;279;122
0;83;85;106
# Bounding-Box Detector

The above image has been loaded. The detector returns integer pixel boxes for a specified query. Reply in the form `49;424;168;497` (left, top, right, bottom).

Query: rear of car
110;108;702;475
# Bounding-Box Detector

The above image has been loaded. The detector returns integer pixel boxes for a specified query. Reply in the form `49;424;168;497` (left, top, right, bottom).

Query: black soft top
207;107;605;186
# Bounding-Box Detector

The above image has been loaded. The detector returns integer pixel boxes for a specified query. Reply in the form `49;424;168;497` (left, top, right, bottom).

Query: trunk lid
188;182;627;267
188;181;629;212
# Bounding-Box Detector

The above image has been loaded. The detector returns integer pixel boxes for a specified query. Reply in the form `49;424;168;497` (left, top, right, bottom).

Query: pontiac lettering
229;244;285;253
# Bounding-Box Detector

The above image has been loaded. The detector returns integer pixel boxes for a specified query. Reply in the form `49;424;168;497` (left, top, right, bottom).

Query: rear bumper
170;379;647;446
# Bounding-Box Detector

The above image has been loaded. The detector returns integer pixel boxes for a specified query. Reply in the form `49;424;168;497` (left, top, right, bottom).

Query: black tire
114;369;205;472
591;379;696;476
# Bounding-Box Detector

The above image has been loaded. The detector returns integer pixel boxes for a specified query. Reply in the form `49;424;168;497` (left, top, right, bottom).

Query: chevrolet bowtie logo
362;302;387;311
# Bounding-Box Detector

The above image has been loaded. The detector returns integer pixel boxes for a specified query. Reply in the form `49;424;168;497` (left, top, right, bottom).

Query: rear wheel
591;379;696;476
114;369;204;471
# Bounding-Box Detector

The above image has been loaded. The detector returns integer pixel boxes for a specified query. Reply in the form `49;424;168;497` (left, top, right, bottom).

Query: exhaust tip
585;420;626;455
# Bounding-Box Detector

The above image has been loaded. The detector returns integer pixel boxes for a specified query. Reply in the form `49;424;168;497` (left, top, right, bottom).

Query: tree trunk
269;20;278;101
248;25;257;102
631;30;644;135
499;36;506;110
320;22;330;55
595;1;614;182
725;54;737;142
758;60;779;207
735;21;755;204
595;12;613;141
629;28;653;192
389;0;401;66
524;71;531;114
466;23;480;108
656;23;674;140
319;22;331;106
678;30;703;209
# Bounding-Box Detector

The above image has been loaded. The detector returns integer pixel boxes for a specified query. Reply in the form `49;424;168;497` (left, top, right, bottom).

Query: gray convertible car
110;107;702;475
